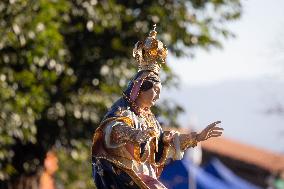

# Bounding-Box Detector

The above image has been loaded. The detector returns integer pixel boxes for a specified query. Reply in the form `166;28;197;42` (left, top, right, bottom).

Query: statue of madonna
91;25;223;189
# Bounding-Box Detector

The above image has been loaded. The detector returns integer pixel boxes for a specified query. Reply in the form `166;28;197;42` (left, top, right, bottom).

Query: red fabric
138;173;168;189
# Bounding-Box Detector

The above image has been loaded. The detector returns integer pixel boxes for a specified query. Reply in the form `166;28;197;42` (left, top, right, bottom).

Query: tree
0;0;241;188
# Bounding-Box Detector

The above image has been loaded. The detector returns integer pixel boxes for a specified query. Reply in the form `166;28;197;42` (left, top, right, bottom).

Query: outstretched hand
196;121;223;142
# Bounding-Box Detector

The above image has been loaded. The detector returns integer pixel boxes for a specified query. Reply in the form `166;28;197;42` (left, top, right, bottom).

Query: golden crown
133;24;168;74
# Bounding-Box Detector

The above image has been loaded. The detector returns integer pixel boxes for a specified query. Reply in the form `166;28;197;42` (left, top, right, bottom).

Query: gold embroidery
156;144;171;167
111;124;151;145
115;116;134;127
92;128;103;146
133;143;141;162
93;108;178;182
101;116;134;129
180;133;198;151
149;139;156;164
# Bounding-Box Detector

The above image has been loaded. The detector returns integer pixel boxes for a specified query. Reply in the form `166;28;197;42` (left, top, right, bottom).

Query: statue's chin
143;100;157;109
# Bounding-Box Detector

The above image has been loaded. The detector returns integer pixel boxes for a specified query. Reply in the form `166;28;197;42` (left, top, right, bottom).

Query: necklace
123;93;158;131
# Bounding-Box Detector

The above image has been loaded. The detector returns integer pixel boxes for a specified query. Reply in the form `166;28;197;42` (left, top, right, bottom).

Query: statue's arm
156;121;223;163
103;120;156;148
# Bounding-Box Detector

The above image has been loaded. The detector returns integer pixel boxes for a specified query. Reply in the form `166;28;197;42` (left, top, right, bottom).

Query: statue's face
136;82;162;108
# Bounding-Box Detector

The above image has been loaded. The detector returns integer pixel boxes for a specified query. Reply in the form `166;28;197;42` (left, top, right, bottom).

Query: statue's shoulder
100;106;135;129
114;106;133;118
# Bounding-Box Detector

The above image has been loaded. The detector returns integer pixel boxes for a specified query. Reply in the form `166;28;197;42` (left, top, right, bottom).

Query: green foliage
0;0;241;188
55;141;94;189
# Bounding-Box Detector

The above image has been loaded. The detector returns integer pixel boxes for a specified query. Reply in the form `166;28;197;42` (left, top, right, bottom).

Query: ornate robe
91;99;197;189
91;70;198;189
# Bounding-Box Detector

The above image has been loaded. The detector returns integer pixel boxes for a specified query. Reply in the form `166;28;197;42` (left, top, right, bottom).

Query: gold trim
149;139;156;164
92;116;135;155
92;116;134;144
156;144;171;167
133;143;142;162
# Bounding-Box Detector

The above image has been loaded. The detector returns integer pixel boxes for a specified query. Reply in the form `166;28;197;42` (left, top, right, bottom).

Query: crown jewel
133;24;168;74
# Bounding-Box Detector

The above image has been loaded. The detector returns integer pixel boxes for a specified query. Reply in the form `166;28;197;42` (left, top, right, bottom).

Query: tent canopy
159;158;261;189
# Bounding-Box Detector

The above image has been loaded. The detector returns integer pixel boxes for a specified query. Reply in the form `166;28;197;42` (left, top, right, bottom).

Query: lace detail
179;132;198;151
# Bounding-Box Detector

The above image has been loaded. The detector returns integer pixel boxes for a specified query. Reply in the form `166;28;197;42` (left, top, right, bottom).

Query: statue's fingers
208;121;221;128
210;120;221;125
209;133;222;138
212;127;223;130
201;128;210;135
209;131;223;135
209;132;223;136
208;123;215;128
206;124;215;131
214;121;221;124
209;126;223;133
210;128;224;133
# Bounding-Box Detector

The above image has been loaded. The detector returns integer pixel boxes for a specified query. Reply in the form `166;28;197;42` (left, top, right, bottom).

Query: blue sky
163;0;284;153
168;0;284;86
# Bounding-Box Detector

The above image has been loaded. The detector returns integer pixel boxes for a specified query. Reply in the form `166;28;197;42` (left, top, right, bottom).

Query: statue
91;24;223;189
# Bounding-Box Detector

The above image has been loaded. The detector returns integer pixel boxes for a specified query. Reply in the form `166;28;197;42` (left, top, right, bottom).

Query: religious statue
91;24;223;189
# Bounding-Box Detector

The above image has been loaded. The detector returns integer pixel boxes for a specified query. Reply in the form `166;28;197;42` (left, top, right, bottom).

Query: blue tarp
203;158;261;189
160;158;262;189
